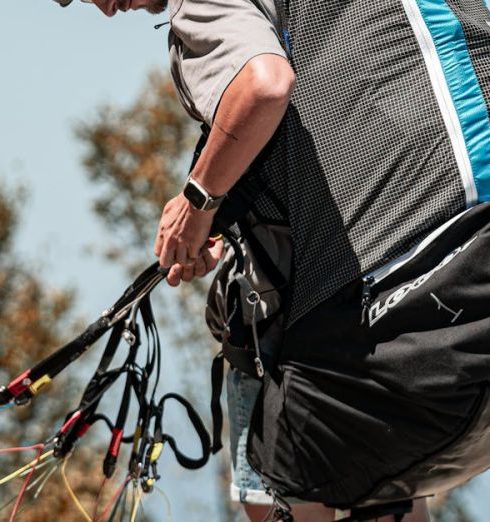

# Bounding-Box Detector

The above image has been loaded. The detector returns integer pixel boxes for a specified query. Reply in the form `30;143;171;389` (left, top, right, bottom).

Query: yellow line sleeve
0;450;54;486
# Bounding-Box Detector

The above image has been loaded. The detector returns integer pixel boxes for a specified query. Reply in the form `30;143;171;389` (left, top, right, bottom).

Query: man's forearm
190;54;295;196
153;54;294;270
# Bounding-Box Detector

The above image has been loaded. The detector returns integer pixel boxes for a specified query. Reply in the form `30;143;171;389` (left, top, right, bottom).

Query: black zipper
360;276;375;326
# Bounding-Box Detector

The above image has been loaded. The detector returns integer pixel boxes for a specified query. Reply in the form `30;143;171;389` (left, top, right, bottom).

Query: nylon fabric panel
251;1;467;326
401;0;477;206
247;203;490;507
413;0;490;201
445;0;490;199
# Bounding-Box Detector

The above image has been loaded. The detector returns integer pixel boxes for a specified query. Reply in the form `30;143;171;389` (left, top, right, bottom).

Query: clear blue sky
1;2;490;521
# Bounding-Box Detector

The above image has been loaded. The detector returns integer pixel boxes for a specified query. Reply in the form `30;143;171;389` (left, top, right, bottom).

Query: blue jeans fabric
227;367;267;503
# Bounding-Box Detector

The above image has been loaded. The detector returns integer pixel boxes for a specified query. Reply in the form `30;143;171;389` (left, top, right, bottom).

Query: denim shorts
227;367;307;505
227;367;272;504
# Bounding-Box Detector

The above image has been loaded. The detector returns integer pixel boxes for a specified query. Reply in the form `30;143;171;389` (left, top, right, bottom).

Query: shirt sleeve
168;0;287;127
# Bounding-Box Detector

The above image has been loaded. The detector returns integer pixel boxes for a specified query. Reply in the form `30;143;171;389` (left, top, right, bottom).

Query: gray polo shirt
168;0;286;127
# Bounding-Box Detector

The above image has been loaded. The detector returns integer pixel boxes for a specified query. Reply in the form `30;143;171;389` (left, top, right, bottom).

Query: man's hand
154;192;217;268
153;54;294;284
166;240;224;286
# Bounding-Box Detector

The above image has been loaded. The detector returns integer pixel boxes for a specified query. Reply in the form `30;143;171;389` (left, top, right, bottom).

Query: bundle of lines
0;263;216;521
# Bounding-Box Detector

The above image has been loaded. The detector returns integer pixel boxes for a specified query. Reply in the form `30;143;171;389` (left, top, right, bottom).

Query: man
64;0;490;520
155;1;488;519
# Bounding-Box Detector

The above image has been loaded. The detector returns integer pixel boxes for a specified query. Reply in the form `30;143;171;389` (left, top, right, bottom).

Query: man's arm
154;53;295;281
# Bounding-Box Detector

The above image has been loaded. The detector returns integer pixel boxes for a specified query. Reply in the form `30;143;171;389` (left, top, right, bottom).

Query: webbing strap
210;352;224;454
52;323;127;448
30;316;112;382
111;263;166;315
338;500;414;522
0;260;218;495
139;296;160;396
103;371;133;478
101;331;141;477
155;393;211;470
0;263;168;407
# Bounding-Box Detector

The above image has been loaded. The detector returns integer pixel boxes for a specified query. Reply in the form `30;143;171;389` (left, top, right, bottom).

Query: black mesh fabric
252;0;472;326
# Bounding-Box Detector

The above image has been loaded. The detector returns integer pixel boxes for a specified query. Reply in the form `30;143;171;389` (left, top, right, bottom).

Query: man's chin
145;0;167;14
118;0;132;11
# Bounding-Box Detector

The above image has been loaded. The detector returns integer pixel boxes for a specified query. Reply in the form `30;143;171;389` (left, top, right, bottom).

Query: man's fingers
204;240;225;271
166;265;183;287
181;264;195;282
187;241;201;262
154;230;164;257
194;256;207;277
161;238;177;268
154;192;216;268
202;244;222;273
165;240;222;287
176;242;193;266
211;240;225;260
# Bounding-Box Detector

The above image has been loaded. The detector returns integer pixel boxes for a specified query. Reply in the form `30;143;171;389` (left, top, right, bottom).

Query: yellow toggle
150;442;164;463
29;375;52;395
132;426;142;453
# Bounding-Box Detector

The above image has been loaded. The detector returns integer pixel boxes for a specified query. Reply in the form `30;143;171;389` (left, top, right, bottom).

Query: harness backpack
247;202;490;510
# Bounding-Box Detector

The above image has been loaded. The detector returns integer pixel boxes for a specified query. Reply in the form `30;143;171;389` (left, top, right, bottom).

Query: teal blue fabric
417;0;490;201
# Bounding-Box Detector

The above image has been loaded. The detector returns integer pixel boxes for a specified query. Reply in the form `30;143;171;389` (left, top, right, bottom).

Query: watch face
184;181;207;209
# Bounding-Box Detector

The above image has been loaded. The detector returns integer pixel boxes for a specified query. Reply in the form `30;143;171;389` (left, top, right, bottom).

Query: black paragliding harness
185;126;423;522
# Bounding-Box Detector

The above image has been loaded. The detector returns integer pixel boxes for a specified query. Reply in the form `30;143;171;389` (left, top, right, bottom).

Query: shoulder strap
239;219;288;299
274;0;292;58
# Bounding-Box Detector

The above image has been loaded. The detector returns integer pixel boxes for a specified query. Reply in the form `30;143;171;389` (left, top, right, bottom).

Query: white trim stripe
401;0;478;207
366;207;470;285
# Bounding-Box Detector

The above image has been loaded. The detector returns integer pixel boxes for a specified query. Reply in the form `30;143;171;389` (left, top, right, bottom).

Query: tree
0;184;114;521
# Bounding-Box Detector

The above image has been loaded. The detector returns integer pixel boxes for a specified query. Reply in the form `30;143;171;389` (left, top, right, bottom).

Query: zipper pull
361;276;374;326
254;357;265;379
247;291;265;378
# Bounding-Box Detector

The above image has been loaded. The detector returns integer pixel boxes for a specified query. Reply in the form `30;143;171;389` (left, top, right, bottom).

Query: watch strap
184;177;226;211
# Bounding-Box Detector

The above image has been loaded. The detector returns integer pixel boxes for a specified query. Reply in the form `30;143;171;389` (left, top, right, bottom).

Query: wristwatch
183;176;226;211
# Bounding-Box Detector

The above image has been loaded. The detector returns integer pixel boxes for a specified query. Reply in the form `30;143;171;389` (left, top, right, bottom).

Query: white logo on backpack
368;235;477;326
